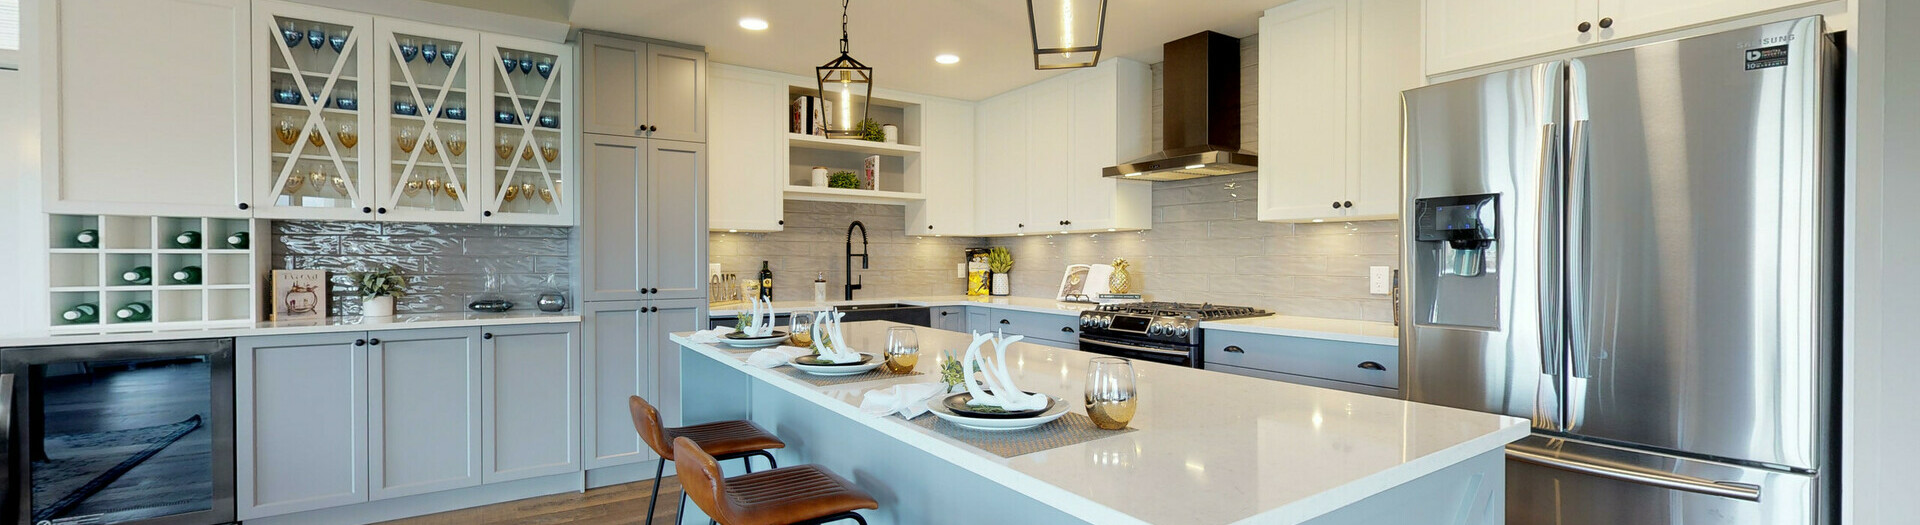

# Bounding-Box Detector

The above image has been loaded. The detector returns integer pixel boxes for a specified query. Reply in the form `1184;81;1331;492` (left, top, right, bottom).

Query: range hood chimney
1103;31;1257;181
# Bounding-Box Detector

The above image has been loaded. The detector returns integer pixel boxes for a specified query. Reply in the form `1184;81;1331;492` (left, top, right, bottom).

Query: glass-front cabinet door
252;2;376;220
481;35;573;225
372;20;481;223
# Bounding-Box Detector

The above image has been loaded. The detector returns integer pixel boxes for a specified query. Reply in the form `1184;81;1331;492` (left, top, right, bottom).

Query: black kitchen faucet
845;221;868;300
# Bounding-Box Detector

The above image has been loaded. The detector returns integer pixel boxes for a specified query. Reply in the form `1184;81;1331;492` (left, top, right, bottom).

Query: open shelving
780;84;927;205
47;214;263;333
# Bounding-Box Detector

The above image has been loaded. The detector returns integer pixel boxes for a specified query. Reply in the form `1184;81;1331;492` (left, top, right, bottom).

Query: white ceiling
552;0;1281;101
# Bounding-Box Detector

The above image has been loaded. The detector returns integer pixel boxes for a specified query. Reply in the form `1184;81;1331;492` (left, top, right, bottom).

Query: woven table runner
775;367;923;387
908;412;1137;458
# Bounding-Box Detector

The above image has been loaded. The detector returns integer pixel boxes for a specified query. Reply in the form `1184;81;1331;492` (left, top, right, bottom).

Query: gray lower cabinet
1202;329;1399;397
368;328;483;500
482;323;582;483
237;332;369;520
238;323;579;519
582;134;707;302
983;309;1080;349
581;299;705;469
931;306;967;332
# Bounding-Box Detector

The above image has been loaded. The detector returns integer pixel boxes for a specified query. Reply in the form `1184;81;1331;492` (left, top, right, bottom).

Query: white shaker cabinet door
708;65;788;233
237;332;368;520
1258;0;1353;222
973;91;1031;236
1592;0;1815;42
1024;80;1073;232
482;323;581;483
367;327;483;500
908;98;978;237
46;0;253;217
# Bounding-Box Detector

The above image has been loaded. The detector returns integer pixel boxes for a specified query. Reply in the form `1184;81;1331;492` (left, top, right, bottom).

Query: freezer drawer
1506;436;1819;525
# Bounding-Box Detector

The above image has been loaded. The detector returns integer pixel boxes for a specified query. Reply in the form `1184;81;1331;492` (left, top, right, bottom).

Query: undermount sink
834;302;917;311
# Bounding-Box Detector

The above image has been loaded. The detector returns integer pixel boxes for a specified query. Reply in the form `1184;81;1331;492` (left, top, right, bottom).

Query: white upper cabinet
1259;0;1418;223
1425;0;1821;76
46;0;254;218
973;59;1152;237
707;64;788;232
478;34;575;225
370;19;482;223
252;1;377;221
907;98;977;237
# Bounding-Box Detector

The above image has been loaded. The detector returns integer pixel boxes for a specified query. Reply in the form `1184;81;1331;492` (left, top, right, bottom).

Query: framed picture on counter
271;270;328;320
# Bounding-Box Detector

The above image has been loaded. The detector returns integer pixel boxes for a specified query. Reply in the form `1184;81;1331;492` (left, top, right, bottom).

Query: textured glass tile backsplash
272;221;573;316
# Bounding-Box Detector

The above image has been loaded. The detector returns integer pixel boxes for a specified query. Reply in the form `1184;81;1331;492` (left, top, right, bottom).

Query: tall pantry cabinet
577;31;708;481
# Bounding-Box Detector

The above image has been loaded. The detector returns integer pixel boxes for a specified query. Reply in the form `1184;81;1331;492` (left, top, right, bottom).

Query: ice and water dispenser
1412;193;1501;329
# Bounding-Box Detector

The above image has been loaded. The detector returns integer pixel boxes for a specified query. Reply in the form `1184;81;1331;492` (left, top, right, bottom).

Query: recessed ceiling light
935;54;960;64
739;18;768;30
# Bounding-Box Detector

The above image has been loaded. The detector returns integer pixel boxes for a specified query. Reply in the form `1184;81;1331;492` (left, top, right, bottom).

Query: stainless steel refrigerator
1399;16;1837;524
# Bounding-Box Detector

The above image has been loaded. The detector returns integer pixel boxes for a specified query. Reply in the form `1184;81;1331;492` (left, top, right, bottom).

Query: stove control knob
1100;316;1113;328
1175;325;1191;337
1146;324;1162;335
1081;317;1095;327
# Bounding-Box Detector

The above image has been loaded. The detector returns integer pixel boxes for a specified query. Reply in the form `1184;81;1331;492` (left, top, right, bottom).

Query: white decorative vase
990;272;1010;296
882;125;898;143
811;167;829;187
363;295;395;317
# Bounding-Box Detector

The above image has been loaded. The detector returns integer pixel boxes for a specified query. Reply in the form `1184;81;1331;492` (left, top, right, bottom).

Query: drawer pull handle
1358;361;1386;371
368;338;381;346
1223;345;1244;353
1060;327;1073;333
999;319;1010;325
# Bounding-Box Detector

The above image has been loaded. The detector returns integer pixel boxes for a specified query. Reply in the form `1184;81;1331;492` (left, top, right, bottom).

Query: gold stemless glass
1085;357;1138;430
787;311;815;347
883;326;920;373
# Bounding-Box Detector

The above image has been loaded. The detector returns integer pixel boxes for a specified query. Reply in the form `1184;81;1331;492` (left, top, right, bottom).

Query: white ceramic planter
811;167;830;187
882;124;898;143
363;295;395;317
991;272;1011;296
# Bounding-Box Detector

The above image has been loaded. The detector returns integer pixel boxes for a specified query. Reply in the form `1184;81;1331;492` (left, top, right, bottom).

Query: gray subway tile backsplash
272;220;572;316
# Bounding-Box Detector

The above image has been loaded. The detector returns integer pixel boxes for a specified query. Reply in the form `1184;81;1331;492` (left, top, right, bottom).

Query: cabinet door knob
1332;201;1341;209
368;338;381;346
649;125;659;132
1358;361;1386;371
1598;17;1613;29
377;207;387;214
483;211;493;217
999;319;1010;325
940;311;951;316
649;287;659;294
640;287;649;295
1060;327;1073;333
355;339;366;347
928;225;934;230
363;206;373;214
237;202;250;210
778;220;785;225
1223;345;1245;353
482;333;493;340
1017;223;1024;228
1578;21;1592;33
1343;201;1354;208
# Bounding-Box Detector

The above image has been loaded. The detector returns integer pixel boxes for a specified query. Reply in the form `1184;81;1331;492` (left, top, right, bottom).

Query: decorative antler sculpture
809;310;863;363
740;296;775;337
960;331;1047;411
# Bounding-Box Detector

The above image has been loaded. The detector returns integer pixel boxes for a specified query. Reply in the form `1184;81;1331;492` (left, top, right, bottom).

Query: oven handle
1079;338;1192;358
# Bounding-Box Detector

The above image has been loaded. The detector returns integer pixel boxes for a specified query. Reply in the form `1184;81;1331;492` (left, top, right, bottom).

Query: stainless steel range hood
1103;31;1256;181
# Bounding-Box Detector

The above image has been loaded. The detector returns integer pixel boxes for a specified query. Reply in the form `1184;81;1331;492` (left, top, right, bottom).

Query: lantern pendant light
818;0;872;139
1027;0;1107;69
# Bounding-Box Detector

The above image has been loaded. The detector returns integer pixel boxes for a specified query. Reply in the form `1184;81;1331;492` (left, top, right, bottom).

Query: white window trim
0;0;21;71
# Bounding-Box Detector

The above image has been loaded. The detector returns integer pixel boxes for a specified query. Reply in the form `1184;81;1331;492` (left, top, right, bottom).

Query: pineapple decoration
1108;258;1133;294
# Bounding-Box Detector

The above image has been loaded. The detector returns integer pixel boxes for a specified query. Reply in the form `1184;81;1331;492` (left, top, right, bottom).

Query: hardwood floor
380;475;689;525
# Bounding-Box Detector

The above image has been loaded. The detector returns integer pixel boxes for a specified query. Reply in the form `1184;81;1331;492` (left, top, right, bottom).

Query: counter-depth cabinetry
581;300;702;469
1423;0;1820;76
44;0;254;218
1257;0;1416;223
237;323;579;520
974;59;1152;236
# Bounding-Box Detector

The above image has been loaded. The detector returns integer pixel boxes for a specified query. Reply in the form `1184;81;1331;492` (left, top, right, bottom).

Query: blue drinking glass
536;60;553;79
273;86;302;106
442;106;466;121
399;39;419;63
329;33;347;53
495;110;517;124
500;53;516;74
394;100;418;116
441;49;457;67
537;114;559;129
333;91;358;111
307;28;325;50
518;57;534;74
421;42;438;65
281;25;303;48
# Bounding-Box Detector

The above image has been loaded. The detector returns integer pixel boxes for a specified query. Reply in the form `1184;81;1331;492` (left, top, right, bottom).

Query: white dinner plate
926;395;1069;431
788;353;884;376
720;331;790;348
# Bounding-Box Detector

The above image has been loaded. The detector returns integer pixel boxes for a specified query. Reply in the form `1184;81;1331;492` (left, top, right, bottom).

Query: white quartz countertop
0;311;582;347
672;321;1526;525
710;295;1400;345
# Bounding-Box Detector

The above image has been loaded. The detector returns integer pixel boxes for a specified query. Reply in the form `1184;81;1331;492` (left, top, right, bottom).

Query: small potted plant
828;170;861;189
857;118;886;142
352;268;406;317
987;247;1014;296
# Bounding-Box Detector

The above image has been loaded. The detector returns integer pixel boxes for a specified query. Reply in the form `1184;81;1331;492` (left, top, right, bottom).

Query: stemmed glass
398;38;419;63
280;22;303;49
536;59;554;79
329;32;348;54
396;126;418;154
788;312;815;346
518;57;534;74
307;122;327;148
446;130;466;157
500;53;517;75
883;327;919;373
496;132;517;161
275;115;300;146
421;41;439;68
1085;357;1138;430
336;121;358;150
282;165;306;195
441;45;459;67
540;138;559;163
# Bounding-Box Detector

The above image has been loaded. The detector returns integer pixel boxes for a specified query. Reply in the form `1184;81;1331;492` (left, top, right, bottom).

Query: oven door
4;339;236;525
1077;336;1196;367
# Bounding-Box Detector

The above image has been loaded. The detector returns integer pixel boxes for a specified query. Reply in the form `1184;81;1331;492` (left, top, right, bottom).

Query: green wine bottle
61;303;99;323
115;301;152;321
171;266;202;284
225;231;250;249
121;266;152;285
174;231;202;249
74;229;99;248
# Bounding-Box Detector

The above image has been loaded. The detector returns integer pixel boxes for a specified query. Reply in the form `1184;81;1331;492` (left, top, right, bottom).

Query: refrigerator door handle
1565;117;1591;381
1507;447;1762;502
0;373;12;514
1534;122;1566;431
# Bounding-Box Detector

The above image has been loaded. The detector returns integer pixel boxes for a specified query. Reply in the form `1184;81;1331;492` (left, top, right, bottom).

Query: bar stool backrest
673;436;738;524
628;395;672;458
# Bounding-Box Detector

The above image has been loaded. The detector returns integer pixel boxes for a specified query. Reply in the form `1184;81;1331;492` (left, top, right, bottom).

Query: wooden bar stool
629;396;787;525
674;436;879;525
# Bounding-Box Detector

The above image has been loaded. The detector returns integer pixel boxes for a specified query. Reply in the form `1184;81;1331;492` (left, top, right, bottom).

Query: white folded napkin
859;383;948;419
747;345;813;368
689;326;736;344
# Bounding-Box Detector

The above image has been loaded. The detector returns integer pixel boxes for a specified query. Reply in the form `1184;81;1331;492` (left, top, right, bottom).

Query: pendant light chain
839;0;851;54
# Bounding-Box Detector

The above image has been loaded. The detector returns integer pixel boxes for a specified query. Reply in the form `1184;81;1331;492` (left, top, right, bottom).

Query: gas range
1077;302;1273;367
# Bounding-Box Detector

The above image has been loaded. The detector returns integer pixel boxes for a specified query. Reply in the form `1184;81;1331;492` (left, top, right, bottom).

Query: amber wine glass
521;143;535;161
540;138;559;163
423;137;439;156
275;115;300;146
446;130;466;157
883;327;920;373
336;121;359;149
496;134;516;160
1085;357;1138;430
787;311;815;347
397;126;418;154
307;125;327;148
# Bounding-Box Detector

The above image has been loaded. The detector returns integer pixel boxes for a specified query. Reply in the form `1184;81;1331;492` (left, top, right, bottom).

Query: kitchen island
672;321;1527;525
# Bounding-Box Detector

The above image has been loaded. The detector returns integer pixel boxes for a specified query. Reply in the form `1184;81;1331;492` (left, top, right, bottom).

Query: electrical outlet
957;262;968;279
1369;266;1391;294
